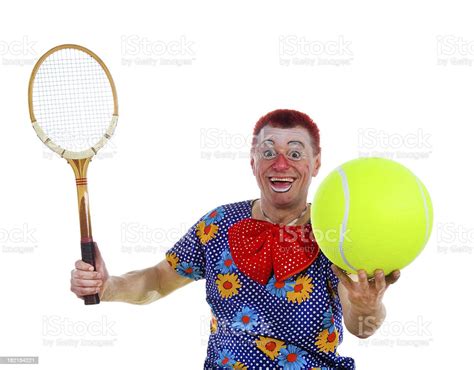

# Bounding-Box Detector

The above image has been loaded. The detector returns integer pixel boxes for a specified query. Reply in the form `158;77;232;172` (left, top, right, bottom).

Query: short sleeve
165;206;225;281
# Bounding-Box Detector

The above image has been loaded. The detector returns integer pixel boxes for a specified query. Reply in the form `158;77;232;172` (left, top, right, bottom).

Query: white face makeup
251;126;320;206
260;139;308;162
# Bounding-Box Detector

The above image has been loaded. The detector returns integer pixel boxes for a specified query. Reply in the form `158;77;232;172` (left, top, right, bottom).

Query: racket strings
32;48;115;153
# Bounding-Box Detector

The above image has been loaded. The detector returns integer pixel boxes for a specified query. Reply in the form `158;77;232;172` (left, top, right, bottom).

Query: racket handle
81;241;100;305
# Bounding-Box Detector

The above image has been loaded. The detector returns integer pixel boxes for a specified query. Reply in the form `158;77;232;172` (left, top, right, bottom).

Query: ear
311;152;321;177
250;155;256;176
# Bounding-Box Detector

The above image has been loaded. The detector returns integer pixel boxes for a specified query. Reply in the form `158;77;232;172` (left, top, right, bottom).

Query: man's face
250;125;321;207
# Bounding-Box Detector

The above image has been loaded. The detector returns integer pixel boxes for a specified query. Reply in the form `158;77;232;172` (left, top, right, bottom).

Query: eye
263;149;276;159
288;150;302;160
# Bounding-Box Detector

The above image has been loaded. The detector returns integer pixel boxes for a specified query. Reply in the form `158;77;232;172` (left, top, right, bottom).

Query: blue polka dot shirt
165;199;355;369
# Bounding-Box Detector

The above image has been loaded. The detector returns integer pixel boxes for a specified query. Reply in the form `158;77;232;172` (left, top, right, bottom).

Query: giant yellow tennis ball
311;157;433;275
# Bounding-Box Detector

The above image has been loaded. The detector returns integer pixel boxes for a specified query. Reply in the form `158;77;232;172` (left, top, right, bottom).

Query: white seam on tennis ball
415;177;431;245
337;167;358;272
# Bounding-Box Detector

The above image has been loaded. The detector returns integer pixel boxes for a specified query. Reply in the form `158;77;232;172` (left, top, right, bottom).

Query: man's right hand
71;243;194;304
70;243;109;300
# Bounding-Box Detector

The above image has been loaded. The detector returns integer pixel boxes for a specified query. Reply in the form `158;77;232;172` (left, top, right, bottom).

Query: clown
71;109;400;369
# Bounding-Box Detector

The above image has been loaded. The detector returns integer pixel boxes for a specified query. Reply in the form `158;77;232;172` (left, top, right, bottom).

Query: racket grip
81;241;100;305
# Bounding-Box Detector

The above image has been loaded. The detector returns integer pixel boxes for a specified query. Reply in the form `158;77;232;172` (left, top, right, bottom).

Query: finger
357;269;369;291
71;278;103;288
72;269;102;280
374;269;386;292
75;260;95;271
331;264;354;290
385;270;401;285
72;286;101;296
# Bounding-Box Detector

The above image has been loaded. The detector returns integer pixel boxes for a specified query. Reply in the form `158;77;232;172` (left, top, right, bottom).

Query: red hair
251;109;321;154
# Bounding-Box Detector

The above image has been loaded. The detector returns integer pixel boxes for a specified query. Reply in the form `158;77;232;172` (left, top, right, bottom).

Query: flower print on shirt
216;349;236;368
216;249;237;274
232;306;259;332
204;206;225;225
196;221;218;244
216;273;241;298
176;261;203;280
315;307;339;353
255;336;286;360
286;274;314;304
165;252;179;270
277;344;308;370
266;275;295;298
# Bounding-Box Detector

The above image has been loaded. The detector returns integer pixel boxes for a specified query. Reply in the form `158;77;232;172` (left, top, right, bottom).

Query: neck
258;197;309;226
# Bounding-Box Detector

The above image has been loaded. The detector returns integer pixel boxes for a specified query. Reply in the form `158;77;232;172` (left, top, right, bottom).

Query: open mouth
268;177;295;193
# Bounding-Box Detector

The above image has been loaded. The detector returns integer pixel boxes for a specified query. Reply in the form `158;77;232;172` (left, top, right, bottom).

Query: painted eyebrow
288;140;305;148
261;139;305;147
262;139;274;146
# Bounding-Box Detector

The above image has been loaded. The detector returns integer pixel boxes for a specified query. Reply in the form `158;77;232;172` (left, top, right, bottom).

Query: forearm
101;267;162;305
345;302;386;338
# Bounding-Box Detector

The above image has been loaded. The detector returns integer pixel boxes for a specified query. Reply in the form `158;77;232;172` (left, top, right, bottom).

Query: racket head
28;44;118;160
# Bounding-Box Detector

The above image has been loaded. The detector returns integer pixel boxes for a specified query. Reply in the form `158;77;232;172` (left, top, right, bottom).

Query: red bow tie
228;218;319;285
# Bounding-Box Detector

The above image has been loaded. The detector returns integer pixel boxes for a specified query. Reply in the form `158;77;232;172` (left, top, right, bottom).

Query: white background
1;0;472;369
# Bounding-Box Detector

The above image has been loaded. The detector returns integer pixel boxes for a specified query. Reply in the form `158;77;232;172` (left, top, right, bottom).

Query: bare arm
101;259;193;304
333;266;400;339
71;244;193;305
338;274;386;338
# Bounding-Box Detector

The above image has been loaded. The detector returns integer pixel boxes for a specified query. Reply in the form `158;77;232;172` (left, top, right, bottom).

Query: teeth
270;182;293;193
270;177;294;182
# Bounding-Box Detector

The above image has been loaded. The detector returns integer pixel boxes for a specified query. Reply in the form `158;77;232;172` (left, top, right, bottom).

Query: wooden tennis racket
28;44;119;305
